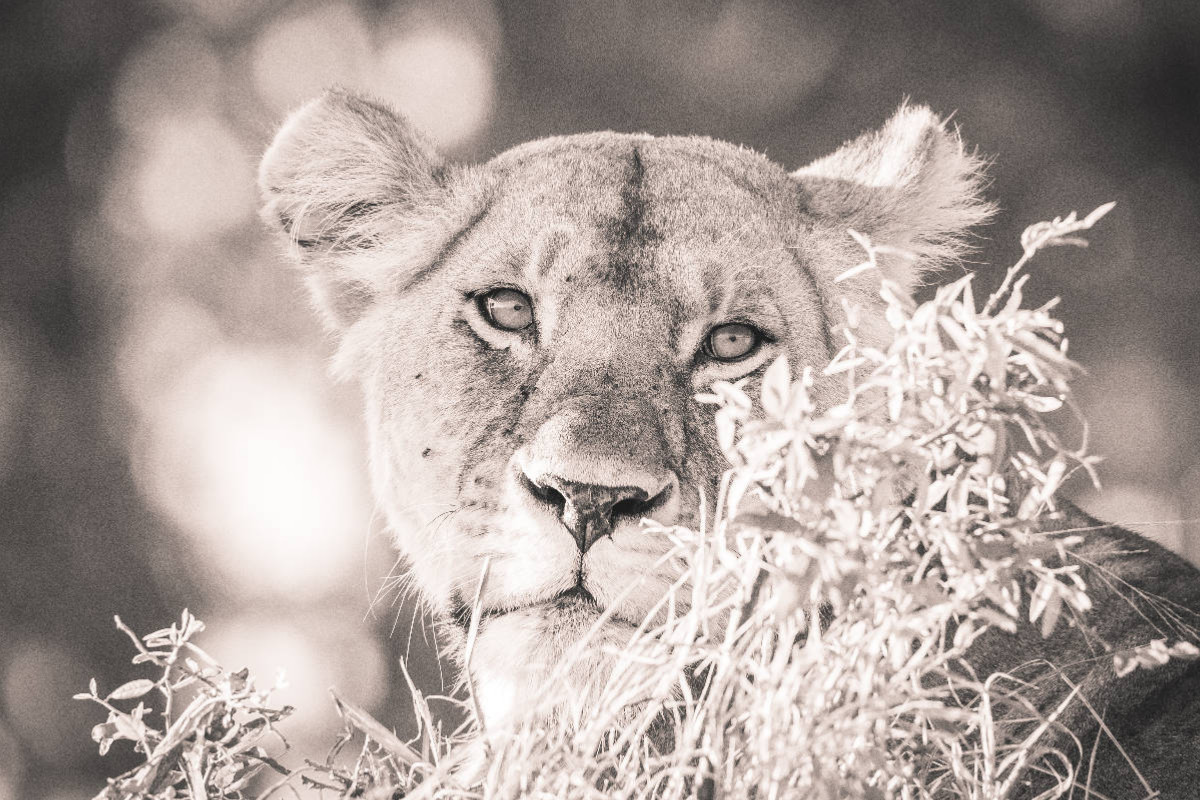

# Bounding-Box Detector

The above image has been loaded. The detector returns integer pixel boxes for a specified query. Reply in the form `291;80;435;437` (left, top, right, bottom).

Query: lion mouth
553;584;598;609
450;583;601;630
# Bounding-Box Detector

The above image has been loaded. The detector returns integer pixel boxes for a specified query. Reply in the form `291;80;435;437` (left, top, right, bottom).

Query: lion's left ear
793;105;994;289
259;89;459;332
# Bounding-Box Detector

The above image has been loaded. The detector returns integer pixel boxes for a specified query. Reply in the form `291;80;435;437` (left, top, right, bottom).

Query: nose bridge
523;292;678;474
523;389;673;488
514;306;686;551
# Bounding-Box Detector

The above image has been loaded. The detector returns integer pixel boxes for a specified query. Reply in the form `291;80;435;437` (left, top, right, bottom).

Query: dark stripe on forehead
616;147;651;242
790;248;835;362
395;193;495;295
595;146;659;290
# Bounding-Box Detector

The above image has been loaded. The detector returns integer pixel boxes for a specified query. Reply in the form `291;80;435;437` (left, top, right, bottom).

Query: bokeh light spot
32;787;94;800
374;27;495;149
251;3;372;113
1075;483;1184;555
1;640;95;766
133;115;255;240
560;0;837;122
1079;352;1190;482
680;2;839;116
203;611;387;740
158;0;266;32
1028;0;1144;41
133;348;370;599
115;295;223;415
0;718;23;800
112;28;223;134
0;324;29;484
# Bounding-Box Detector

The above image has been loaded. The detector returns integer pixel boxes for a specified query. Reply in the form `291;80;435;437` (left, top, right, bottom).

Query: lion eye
704;323;762;362
477;288;533;331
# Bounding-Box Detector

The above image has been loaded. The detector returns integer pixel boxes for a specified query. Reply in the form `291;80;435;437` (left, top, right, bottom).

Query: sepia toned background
2;0;1199;796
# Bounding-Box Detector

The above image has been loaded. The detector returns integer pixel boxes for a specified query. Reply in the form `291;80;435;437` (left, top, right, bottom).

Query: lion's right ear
792;105;993;291
258;89;447;330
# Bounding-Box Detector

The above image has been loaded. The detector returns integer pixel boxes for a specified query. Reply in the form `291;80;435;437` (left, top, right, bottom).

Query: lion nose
520;473;673;553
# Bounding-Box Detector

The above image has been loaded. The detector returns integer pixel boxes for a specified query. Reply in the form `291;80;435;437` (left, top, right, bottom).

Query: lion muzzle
511;389;683;553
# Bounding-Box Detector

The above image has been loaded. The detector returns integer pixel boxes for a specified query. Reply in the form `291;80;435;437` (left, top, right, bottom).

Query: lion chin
468;593;644;731
465;571;676;730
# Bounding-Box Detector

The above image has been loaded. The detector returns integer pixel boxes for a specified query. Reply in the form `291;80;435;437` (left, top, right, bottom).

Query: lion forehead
443;134;808;306
485;132;800;223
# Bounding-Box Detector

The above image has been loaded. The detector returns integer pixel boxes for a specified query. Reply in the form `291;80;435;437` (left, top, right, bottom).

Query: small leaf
113;713;147;741
715;410;737;456
1041;458;1067;499
1019;392;1063;413
181;609;205;641
1170;641;1200;659
984;330;1008;388
1141;639;1171;667
887;382;903;422
710;380;752;413
975;607;1018;634
761;356;790;419
1039;591;1063;638
91;721;117;743
952;619;976;651
143;626;174;644
1114;652;1137;678
1029;575;1054;624
1082;200;1116;227
107;679;156;701
823;353;866;375
938;316;974;354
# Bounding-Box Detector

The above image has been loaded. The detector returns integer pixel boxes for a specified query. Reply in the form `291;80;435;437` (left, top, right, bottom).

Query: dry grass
81;204;1198;799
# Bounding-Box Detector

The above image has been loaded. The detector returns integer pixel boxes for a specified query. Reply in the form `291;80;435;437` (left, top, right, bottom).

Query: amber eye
704;323;763;362
477;288;534;331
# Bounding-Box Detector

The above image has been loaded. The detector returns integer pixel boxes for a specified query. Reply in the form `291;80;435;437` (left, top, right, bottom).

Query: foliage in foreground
81;204;1199;799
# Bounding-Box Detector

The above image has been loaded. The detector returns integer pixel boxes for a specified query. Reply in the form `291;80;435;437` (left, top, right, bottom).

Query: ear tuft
259;90;449;331
259;89;444;253
794;104;994;289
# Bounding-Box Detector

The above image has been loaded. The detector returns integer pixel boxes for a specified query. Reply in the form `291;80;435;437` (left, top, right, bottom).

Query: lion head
259;91;990;729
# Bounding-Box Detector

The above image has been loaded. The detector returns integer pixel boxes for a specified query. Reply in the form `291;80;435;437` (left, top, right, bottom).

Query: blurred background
2;0;1199;795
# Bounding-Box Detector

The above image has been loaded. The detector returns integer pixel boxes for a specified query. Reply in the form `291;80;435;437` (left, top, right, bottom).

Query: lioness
260;91;1200;797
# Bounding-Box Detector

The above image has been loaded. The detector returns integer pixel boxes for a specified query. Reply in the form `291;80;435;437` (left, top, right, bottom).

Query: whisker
368;507;460;620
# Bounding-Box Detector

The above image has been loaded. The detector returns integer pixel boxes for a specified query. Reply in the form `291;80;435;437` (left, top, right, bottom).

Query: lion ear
258;89;447;330
792;104;993;290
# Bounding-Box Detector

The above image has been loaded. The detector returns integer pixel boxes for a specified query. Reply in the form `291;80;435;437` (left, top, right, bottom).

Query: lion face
260;92;989;728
